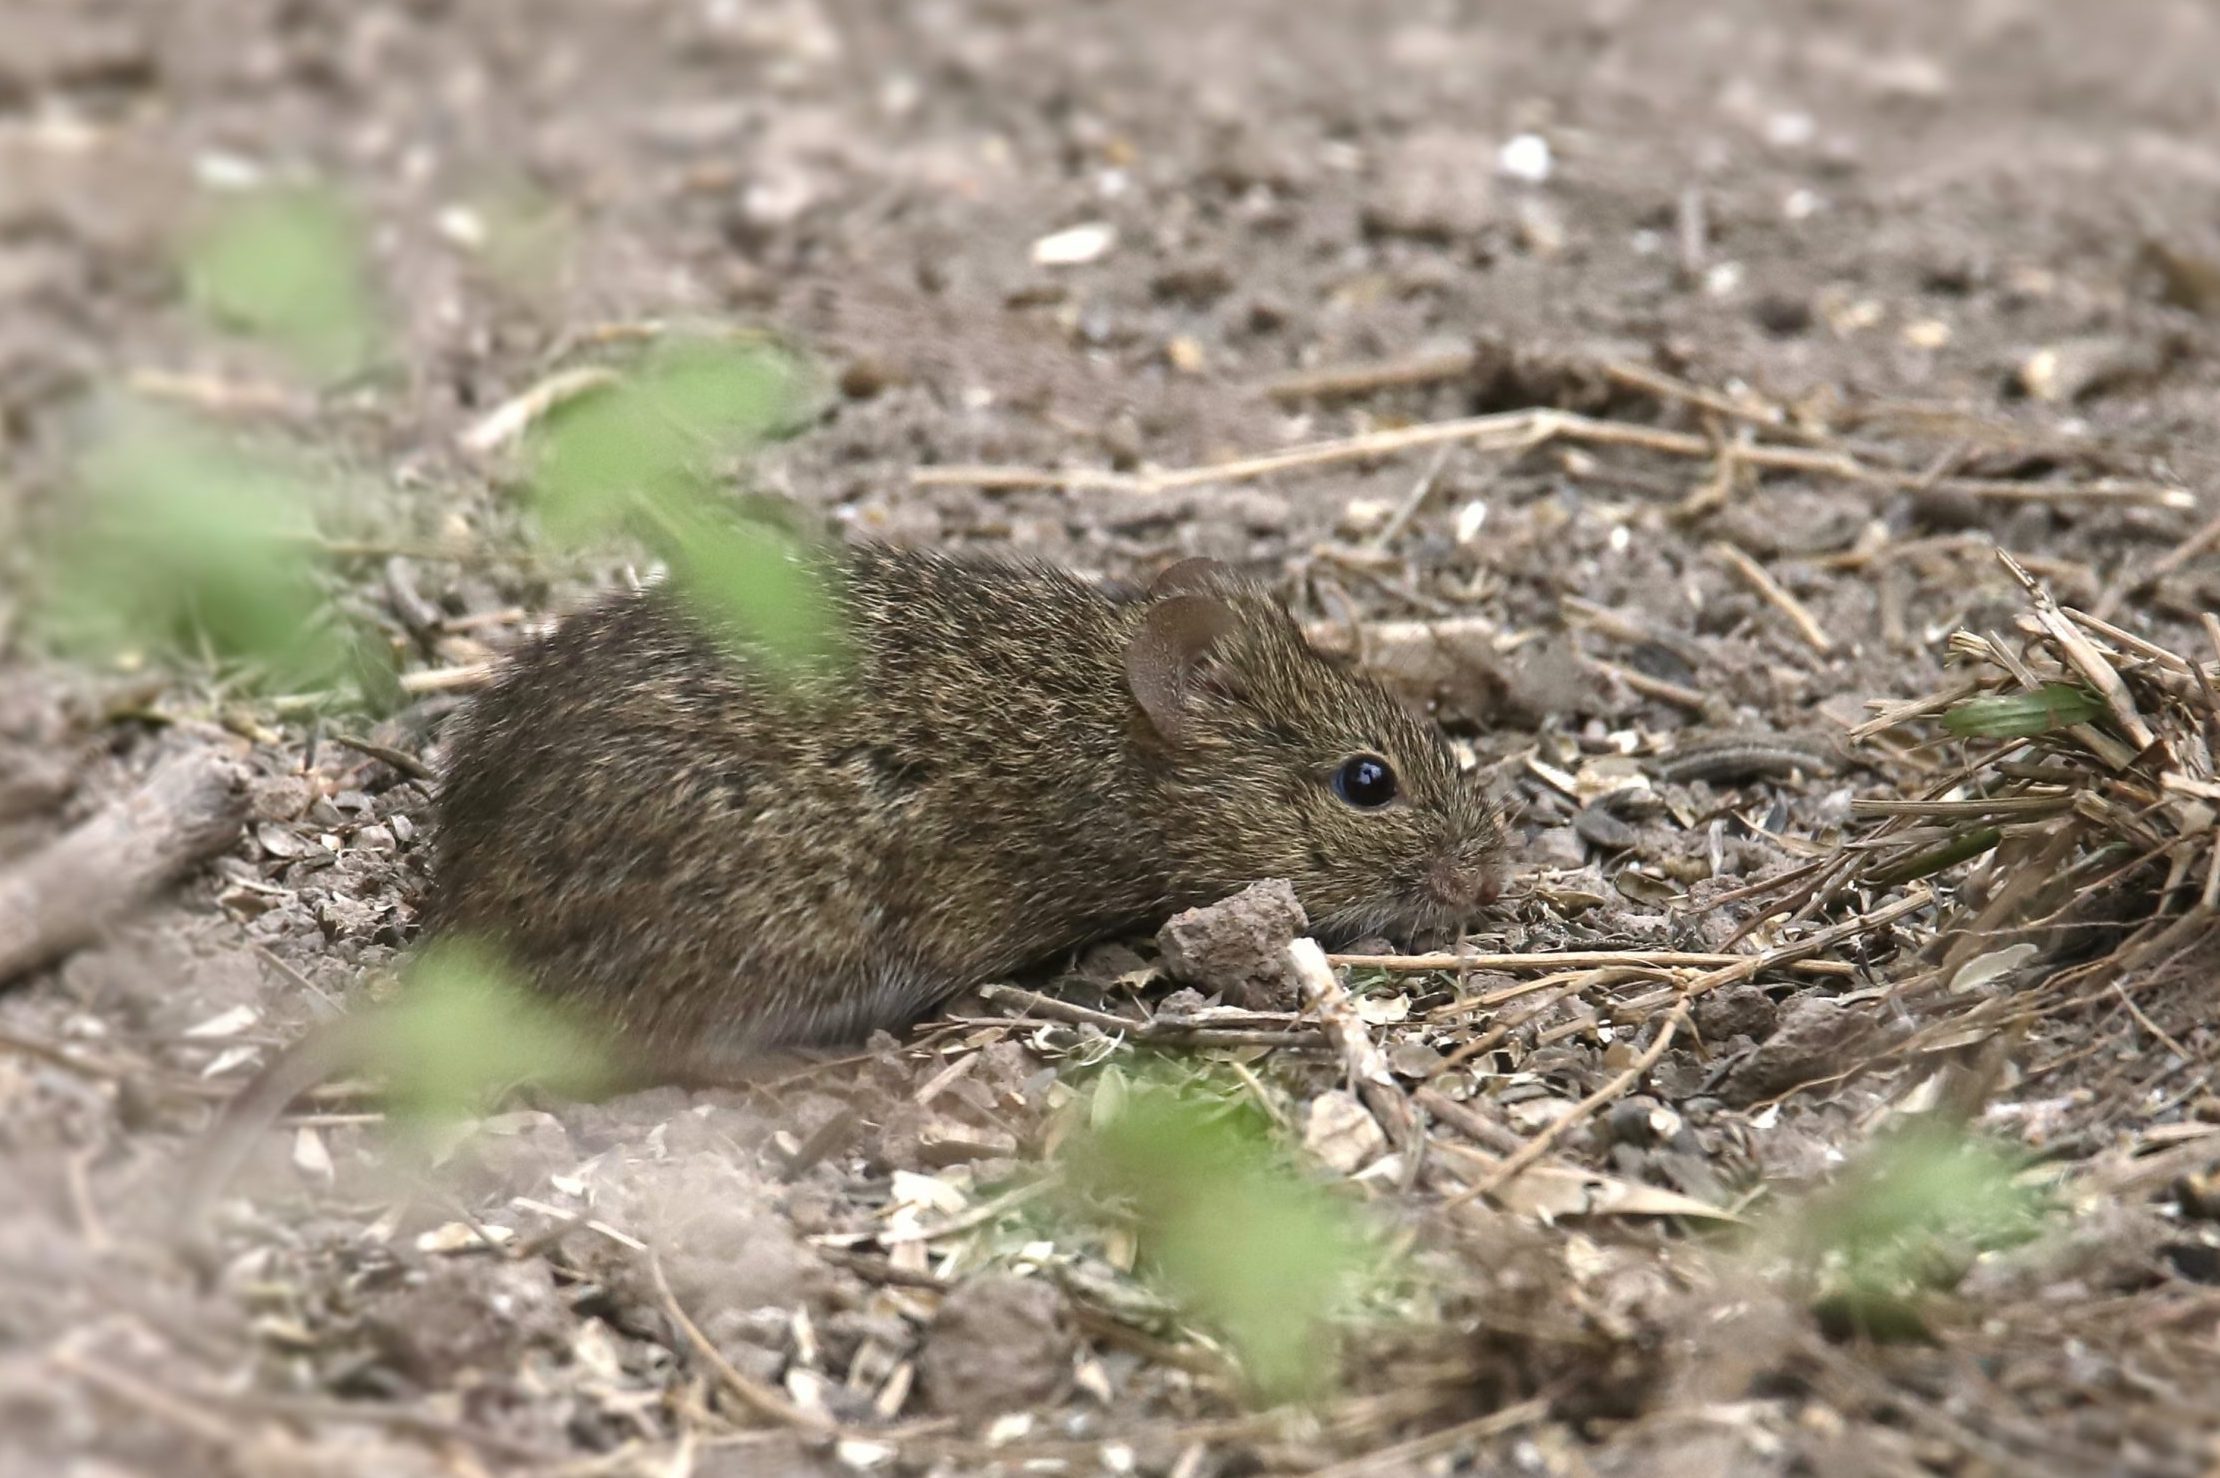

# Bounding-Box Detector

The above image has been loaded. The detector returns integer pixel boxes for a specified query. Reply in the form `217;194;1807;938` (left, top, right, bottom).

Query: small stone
249;775;315;822
1571;807;1639;851
1031;221;1117;267
1528;826;1587;870
1387;1040;1445;1079
1305;1090;1388;1174
1496;132;1552;184
1720;993;1875;1106
1693;983;1777;1044
839;356;896;399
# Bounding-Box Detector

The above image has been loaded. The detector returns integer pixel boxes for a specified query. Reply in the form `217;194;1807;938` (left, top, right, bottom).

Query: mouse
182;542;1505;1215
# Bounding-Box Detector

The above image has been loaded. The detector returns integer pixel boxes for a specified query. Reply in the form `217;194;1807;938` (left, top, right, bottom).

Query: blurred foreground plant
44;173;842;704
1767;1123;2047;1340
184;183;381;381
523;332;842;671
367;936;618;1132
44;394;378;696
1059;1066;1374;1404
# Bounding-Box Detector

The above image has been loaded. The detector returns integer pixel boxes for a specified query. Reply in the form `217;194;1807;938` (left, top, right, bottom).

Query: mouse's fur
426;543;1503;1071
182;543;1504;1221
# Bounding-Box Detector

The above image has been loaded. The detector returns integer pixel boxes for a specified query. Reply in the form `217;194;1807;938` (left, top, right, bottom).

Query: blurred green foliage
369;936;617;1129
458;179;576;308
1060;1066;1372;1404
45;394;375;695
184;184;380;380
49;176;839;702
1777;1125;2046;1340
524;334;842;670
1944;684;2104;739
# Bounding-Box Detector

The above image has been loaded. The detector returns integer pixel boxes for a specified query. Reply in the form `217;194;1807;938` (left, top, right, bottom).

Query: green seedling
1779;1125;2047;1342
45;395;375;697
183;184;381;380
368;936;617;1132
1060;1066;1373;1404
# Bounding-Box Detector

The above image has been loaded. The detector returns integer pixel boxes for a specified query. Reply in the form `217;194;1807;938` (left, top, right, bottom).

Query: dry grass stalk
1833;551;2218;983
912;407;2193;508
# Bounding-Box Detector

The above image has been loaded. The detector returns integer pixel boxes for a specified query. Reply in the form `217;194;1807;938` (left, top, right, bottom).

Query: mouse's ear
1125;595;1238;744
1148;557;1234;600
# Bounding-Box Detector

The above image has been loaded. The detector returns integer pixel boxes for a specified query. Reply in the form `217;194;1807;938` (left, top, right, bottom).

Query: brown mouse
184;542;1504;1213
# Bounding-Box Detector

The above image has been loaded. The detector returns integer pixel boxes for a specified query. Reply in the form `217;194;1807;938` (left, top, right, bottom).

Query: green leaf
1790;1125;2047;1337
1942;684;2104;739
525;335;811;542
183;185;380;379
1061;1070;1372;1404
369;937;617;1128
524;335;842;673
43;395;377;696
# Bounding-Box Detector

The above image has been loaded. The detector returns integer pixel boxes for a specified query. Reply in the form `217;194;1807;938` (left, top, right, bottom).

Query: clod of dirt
362;1258;567;1388
916;1274;1076;1422
1361;128;1498;241
1155;878;1307;1011
1719;993;1879;1107
1694;983;1779;1045
586;1142;825;1318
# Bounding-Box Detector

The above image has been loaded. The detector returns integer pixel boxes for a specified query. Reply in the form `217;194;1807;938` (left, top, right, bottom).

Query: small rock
1528;826;1587;870
249;775;315;822
1031;221;1117;267
361;1260;565;1389
1571;807;1639;851
1305;1090;1388;1173
838;355;896;399
1155;878;1308;1011
917;1276;1076;1421
1496;132;1552;184
1605;1095;1682;1147
1387;1040;1445;1079
2016;335;2176;404
1501;632;1602;726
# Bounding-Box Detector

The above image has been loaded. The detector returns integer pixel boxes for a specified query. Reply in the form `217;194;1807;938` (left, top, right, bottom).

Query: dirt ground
5;0;2220;1473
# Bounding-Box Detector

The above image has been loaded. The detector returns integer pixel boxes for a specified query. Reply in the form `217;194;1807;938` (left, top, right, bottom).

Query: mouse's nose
1428;859;1501;911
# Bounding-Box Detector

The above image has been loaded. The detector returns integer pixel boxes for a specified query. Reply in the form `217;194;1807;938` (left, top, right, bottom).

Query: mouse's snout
1425;856;1501;912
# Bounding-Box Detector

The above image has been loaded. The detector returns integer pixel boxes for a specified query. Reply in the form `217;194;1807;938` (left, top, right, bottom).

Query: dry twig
1450;1003;1690;1204
0;752;247;985
1289;939;1417;1152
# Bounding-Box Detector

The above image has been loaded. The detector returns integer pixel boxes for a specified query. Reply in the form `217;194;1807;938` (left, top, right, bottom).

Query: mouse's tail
178;1014;382;1234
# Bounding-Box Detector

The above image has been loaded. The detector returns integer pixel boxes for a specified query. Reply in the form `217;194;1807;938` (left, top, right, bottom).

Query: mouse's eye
1331;754;1397;809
